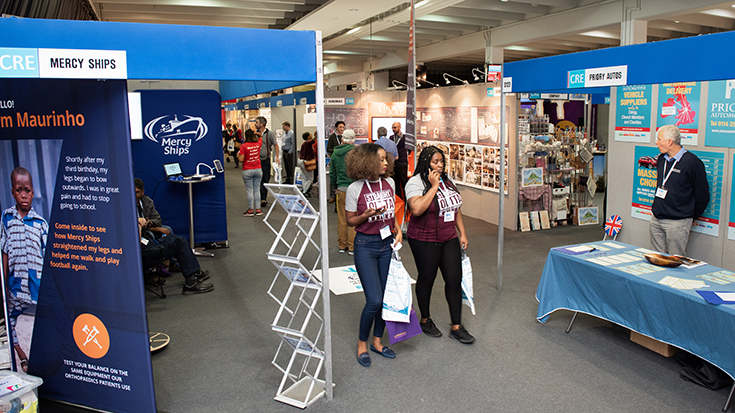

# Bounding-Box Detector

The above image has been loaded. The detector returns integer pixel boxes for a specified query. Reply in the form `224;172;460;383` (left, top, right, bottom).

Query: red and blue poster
689;150;723;237
631;146;660;220
705;79;735;148
657;82;701;146
614;84;653;142
0;78;155;412
728;153;735;240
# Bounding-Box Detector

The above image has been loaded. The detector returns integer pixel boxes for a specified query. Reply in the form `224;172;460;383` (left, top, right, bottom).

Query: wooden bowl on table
644;253;683;268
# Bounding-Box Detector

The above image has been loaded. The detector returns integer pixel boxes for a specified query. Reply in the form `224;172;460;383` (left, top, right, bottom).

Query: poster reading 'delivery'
0;78;155;413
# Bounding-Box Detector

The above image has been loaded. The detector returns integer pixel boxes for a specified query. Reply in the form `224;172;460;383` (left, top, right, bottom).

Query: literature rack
263;184;325;408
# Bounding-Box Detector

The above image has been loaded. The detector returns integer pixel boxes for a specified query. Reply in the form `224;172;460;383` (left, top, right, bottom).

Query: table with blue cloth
536;240;735;410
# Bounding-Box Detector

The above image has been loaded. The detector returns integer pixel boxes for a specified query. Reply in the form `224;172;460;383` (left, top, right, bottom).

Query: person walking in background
327;121;346;203
298;131;316;197
330;129;357;255
650;124;709;256
255;116;279;208
231;123;243;168
375;126;398;161
345;143;402;367
281;121;295;185
389;122;410;201
405;145;474;344
238;129;264;217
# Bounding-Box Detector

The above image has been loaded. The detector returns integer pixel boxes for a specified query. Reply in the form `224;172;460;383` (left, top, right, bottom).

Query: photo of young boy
1;167;49;372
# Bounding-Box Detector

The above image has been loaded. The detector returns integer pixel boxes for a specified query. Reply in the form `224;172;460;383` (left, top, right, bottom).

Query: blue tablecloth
536;240;735;379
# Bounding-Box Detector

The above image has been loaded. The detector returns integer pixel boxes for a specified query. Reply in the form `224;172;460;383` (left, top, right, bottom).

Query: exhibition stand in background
0;17;329;412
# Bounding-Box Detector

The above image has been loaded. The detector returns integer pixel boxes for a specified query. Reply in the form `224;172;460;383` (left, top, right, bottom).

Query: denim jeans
242;168;263;210
353;232;393;342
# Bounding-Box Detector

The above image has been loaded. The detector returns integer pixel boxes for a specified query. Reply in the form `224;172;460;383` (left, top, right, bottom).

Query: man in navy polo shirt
649;125;709;256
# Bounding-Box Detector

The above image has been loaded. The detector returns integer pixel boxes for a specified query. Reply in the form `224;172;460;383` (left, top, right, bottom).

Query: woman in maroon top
345;143;402;367
406;146;474;344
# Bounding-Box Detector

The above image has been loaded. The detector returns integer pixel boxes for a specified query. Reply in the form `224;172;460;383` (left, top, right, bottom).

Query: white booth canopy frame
0;16;318;100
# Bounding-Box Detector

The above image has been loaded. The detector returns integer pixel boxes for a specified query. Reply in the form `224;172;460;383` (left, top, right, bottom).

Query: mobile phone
213;159;224;173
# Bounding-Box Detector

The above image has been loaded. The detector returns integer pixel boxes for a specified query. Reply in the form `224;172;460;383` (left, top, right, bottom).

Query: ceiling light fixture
392;80;408;89
417;78;440;88
347;27;360;35
415;0;429;8
443;73;469;86
674;20;680;23
471;68;485;82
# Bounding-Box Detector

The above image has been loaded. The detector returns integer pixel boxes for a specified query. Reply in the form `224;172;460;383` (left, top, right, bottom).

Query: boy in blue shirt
1;167;48;372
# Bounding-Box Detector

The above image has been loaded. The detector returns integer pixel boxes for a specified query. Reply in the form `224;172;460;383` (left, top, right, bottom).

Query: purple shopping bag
385;306;422;345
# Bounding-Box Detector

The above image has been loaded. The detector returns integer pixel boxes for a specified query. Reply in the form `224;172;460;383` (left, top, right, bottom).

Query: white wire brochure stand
263;183;327;408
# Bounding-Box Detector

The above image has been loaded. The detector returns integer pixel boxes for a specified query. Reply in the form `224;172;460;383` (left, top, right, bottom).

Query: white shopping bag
461;249;476;316
382;249;413;323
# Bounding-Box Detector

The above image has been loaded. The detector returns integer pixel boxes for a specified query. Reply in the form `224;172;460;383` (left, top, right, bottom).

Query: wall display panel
323;108;368;141
416;106;504;145
417;140;508;194
614;84;653;142
657;82;701;146
630;145;723;237
705;79;735;148
729;153;735;240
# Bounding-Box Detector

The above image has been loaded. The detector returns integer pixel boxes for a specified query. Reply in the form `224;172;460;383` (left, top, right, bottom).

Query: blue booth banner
0;78;155;412
657;82;701;146
705;79;735;148
131;90;227;245
729;153;735;240
631;146;660;221
614;84;652;143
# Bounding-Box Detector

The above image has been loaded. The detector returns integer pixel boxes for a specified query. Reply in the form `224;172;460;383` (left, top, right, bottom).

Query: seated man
139;218;214;295
134;178;172;238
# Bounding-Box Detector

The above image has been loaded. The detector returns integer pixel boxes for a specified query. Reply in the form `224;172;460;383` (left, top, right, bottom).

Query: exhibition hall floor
44;165;728;412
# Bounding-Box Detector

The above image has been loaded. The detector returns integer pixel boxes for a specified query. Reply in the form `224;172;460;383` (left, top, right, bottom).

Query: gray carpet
117;165;730;412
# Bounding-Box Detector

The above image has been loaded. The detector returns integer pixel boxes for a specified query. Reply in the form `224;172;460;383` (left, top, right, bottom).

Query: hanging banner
705;79;735;148
404;0;416;153
689;150;724;237
0;78;155;412
657;82;701;146
728;153;735;240
131;90;227;245
631;146;660;220
614;84;652;142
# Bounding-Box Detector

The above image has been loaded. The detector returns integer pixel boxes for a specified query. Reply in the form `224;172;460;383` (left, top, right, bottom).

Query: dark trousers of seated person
141;234;200;279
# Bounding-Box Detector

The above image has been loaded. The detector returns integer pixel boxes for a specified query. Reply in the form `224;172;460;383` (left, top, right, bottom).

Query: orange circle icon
72;314;110;359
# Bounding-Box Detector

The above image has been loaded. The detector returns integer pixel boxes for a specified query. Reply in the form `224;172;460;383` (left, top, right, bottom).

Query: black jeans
283;151;294;184
407;237;463;325
394;161;408;201
260;158;271;200
141;234;200;278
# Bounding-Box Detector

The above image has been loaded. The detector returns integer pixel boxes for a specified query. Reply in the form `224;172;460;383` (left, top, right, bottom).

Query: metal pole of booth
498;68;506;292
314;30;333;400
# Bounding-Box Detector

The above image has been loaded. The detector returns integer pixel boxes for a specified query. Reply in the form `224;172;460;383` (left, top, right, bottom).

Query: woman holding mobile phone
345;143;402;367
405;145;474;344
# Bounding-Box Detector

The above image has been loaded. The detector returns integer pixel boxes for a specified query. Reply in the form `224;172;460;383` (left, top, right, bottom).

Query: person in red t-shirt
238;129;263;216
406;145;474;344
345;143;402;367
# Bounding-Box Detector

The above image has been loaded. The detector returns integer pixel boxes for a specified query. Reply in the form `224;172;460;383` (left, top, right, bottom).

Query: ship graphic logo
144;114;208;143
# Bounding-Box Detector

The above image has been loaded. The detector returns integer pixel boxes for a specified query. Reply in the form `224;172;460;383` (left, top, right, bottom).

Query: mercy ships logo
144;114;208;156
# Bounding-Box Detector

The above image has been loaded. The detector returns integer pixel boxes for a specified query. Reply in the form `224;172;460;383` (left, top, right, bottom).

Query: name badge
380;225;391;239
655;187;668;199
444;210;456;222
141;237;149;245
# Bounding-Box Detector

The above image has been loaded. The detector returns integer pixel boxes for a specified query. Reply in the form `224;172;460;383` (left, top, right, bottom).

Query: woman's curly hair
345;143;394;181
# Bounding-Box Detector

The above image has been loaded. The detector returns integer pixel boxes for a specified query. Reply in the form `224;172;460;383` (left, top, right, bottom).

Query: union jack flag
605;215;622;237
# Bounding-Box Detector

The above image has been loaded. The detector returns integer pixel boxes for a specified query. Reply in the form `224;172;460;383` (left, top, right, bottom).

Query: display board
323;108;367;142
657;82;701;146
131;90;227;244
630;145;723;237
417;140;508;194
705;79;735;148
416;106;505;145
0;78;155;413
614;84;652;142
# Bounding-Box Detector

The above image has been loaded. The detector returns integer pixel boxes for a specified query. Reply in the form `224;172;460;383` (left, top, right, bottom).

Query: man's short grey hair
256;116;267;127
342;129;356;143
658;124;681;146
377;126;387;137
